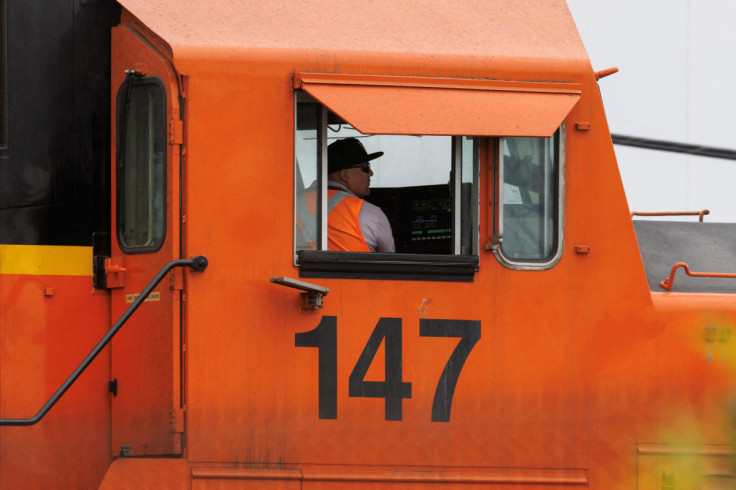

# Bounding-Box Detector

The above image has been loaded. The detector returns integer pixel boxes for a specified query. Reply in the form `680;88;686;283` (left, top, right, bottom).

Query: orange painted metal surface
116;0;586;67
2;1;736;489
0;269;111;488
110;1;736;488
99;458;191;489
294;73;581;137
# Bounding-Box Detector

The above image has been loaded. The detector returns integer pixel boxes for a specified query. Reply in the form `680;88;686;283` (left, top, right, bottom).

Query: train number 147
295;317;481;422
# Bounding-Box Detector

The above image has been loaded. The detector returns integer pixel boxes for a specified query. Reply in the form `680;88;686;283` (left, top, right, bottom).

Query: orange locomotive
1;0;734;488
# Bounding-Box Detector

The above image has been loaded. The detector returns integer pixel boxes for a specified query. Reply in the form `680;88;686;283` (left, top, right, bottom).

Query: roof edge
120;8;174;62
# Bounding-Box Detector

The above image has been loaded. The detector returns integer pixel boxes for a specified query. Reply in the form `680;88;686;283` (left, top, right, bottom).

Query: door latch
105;256;127;288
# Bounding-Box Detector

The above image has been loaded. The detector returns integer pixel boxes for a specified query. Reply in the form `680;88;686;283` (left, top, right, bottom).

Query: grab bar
612;134;736;161
0;255;208;426
631;210;710;222
660;261;736;291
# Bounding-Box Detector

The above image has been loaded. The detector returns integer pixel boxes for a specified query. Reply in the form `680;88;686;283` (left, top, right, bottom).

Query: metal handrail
0;255;208;426
612;134;736;161
660;261;736;291
631;210;710;222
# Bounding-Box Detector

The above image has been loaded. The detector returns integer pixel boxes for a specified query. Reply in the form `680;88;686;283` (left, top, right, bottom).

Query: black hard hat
328;138;383;173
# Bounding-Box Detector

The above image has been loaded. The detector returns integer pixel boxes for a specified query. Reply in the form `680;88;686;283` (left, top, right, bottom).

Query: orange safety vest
296;189;371;252
326;189;371;252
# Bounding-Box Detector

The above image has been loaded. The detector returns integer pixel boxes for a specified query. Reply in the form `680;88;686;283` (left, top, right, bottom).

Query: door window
115;76;166;253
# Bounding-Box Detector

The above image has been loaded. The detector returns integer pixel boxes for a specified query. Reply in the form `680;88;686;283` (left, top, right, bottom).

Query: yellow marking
0;245;93;276
126;292;161;303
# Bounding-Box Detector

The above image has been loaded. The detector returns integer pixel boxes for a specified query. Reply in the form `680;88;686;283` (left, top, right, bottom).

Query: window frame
492;125;565;270
293;92;480;282
115;75;167;255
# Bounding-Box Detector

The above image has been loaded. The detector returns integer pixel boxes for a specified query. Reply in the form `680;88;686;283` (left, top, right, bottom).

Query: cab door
108;25;184;456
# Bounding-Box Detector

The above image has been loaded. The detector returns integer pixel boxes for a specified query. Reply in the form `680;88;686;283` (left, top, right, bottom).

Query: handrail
631;210;710;222
660;261;736;291
0;255;208;426
612;134;736;161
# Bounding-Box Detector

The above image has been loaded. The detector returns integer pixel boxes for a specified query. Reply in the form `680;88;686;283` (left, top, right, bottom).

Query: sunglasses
350;163;372;173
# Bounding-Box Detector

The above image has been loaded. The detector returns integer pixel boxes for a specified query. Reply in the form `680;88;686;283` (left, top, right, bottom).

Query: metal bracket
485;234;503;252
169;119;184;145
170;408;185;433
270;277;329;311
104;256;127;288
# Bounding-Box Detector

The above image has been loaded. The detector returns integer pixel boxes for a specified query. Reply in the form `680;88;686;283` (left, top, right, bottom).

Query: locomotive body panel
1;1;735;488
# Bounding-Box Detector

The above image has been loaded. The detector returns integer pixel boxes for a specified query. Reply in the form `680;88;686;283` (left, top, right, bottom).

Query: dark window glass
116;77;166;253
0;0;7;151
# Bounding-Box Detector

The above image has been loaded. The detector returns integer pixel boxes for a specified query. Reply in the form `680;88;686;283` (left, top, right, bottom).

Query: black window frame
115;75;167;255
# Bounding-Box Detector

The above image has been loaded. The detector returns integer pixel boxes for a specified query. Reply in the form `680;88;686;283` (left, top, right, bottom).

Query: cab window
115;76;166;253
494;128;564;269
294;93;479;281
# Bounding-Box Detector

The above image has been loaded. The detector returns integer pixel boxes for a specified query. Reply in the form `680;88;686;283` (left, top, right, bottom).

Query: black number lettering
295;316;337;419
349;318;412;421
420;319;481;422
296;317;480;422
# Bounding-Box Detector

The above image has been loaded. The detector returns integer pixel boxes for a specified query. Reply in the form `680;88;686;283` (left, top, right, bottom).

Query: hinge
180;74;188;98
169;119;184;145
170;268;184;290
170;408;185;433
484;234;503;253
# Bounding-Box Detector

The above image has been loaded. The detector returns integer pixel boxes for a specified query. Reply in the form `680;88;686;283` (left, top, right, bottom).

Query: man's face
344;163;373;198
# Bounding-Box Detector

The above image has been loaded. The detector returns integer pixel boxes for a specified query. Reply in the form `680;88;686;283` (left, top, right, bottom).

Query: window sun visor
293;73;581;138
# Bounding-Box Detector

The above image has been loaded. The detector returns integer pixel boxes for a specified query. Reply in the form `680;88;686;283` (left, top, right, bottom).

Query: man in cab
326;138;395;252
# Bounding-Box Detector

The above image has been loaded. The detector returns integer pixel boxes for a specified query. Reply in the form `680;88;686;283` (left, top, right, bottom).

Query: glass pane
295;102;320;251
294;96;480;257
119;80;165;250
501;134;557;261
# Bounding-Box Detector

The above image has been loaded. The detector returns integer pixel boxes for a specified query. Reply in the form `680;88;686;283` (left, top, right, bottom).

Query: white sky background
566;1;736;222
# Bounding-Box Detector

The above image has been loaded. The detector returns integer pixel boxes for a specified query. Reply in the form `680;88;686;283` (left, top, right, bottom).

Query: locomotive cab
2;1;736;489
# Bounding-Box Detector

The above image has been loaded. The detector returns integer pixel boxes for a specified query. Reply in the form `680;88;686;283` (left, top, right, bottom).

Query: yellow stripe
0;245;93;276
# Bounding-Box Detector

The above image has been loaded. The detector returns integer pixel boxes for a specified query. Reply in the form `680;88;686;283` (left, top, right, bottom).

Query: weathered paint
1;1;735;489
